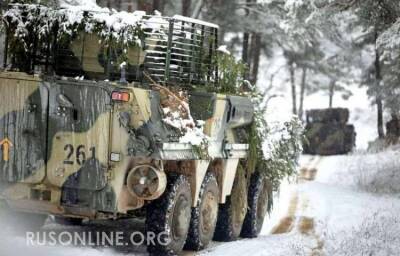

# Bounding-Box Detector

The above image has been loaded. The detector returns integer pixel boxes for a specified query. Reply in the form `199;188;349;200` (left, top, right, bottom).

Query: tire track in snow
271;193;299;234
270;156;324;255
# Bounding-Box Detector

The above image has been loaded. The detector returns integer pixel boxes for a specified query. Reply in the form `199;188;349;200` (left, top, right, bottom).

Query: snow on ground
307;153;400;255
203;152;400;256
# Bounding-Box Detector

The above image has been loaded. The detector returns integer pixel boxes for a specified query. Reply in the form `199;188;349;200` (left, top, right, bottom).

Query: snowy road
203;153;400;256
1;153;400;256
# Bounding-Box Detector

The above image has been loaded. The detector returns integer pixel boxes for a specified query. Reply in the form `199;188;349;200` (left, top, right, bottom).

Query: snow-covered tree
352;0;400;138
323;0;400;138
285;0;400;138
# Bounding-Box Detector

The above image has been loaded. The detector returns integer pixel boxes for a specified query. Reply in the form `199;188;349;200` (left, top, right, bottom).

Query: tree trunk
298;67;307;120
138;0;154;13
377;97;384;138
219;29;225;45
153;0;162;12
191;0;204;18
241;0;252;80
375;30;384;139
329;80;336;108
242;33;250;76
289;61;297;115
250;33;261;85
182;0;192;16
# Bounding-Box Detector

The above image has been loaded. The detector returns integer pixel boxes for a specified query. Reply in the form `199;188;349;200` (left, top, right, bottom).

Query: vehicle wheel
53;216;83;226
185;173;219;251
146;174;192;255
213;166;247;242
241;172;272;238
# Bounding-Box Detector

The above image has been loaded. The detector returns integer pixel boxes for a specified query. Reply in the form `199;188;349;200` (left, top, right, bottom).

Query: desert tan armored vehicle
0;4;272;255
304;108;356;155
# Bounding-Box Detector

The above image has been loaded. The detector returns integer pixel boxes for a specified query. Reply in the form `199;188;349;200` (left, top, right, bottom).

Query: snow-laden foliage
350;149;400;194
241;0;363;117
3;4;147;50
162;104;209;147
378;20;400;57
4;4;56;49
212;51;247;94
248;84;304;190
323;209;400;256
2;3;172;69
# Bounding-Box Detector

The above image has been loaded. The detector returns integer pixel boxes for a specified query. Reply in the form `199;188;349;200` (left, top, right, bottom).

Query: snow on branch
377;19;400;60
2;3;165;51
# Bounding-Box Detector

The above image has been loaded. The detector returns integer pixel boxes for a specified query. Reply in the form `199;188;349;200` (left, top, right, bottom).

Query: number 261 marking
63;144;96;166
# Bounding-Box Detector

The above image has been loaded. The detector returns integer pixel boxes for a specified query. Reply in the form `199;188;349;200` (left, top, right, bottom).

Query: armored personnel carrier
0;4;271;255
304;108;356;155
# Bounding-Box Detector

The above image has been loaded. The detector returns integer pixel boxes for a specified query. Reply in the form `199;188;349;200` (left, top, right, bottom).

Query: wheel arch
164;160;210;207
208;158;240;204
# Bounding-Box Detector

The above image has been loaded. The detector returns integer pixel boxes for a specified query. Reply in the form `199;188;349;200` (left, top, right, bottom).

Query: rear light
112;91;130;102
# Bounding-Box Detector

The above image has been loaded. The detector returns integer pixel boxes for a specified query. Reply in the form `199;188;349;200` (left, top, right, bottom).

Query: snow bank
299;152;400;256
315;149;400;194
323;208;400;256
301;181;400;256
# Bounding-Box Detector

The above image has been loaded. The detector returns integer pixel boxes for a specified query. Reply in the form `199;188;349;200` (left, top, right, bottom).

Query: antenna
120;61;127;84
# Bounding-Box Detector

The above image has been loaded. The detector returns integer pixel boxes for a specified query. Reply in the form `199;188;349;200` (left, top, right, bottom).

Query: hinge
105;168;113;181
106;104;113;111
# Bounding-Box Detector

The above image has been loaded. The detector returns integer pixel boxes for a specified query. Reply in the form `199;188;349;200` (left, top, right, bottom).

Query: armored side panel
226;96;254;129
189;92;216;121
0;73;48;184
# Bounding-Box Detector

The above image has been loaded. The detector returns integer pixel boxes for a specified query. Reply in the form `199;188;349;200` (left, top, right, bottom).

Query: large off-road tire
241;172;272;238
53;216;83;226
213;166;247;242
185;173;219;251
146;174;192;255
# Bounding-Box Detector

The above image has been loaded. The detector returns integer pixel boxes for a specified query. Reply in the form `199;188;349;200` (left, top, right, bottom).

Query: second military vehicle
304;108;356;155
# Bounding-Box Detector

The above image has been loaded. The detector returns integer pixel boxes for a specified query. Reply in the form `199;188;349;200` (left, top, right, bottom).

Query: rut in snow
271;156;324;255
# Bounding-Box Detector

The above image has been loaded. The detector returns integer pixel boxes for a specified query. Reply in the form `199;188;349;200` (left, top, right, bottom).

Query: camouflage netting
304;108;356;155
246;84;304;192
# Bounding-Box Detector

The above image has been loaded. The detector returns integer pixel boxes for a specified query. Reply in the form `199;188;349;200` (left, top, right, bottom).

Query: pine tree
327;0;400;138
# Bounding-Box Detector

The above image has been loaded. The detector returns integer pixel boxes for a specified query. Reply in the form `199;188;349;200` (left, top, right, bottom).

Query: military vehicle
0;4;272;255
304;108;356;155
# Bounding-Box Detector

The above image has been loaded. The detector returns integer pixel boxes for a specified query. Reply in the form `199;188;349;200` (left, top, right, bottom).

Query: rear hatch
0;73;48;184
46;80;111;191
0;73;112;192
